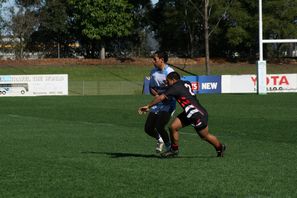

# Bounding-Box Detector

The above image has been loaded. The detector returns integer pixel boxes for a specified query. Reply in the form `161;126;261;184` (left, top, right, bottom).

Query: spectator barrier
143;74;297;94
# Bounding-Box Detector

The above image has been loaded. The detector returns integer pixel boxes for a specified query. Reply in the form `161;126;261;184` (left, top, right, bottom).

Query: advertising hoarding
181;75;221;94
143;73;297;94
0;74;68;96
222;74;297;93
143;75;221;94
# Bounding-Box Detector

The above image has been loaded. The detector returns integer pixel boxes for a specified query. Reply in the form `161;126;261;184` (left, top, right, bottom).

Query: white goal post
257;0;297;94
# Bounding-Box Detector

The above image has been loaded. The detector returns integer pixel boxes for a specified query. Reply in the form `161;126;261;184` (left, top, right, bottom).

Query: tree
151;0;233;74
204;0;210;74
222;0;258;60
150;0;203;57
0;0;8;36
127;0;154;56
105;0;154;58
263;0;297;59
9;9;39;59
69;0;134;59
202;0;233;74
212;0;297;62
35;0;69;58
6;0;41;59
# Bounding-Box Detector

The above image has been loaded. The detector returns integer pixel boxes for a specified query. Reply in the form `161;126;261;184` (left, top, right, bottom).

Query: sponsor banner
143;75;221;95
0;74;68;96
221;75;254;93
143;73;297;94
182;75;221;94
222;74;297;93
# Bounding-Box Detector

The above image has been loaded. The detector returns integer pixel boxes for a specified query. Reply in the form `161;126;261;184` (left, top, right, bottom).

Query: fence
68;80;144;95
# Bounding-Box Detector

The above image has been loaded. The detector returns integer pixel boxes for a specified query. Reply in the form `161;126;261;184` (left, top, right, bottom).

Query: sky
152;0;158;5
2;0;14;7
1;0;15;21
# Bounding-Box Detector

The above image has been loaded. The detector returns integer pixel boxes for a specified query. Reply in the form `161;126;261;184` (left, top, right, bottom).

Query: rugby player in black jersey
138;71;226;157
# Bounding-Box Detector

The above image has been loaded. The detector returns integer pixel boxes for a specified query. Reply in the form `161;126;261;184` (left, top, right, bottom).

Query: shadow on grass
81;151;213;159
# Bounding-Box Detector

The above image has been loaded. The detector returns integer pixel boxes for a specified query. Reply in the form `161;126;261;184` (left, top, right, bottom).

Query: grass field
0;94;297;197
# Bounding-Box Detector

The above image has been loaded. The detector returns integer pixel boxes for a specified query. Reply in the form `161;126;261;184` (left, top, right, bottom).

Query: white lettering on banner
45;76;65;81
33;76;43;81
11;76;31;82
201;82;218;90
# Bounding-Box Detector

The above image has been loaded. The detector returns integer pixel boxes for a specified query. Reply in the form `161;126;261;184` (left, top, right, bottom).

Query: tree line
0;0;297;62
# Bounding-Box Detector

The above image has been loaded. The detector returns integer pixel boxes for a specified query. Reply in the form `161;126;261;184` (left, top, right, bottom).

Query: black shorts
177;111;208;132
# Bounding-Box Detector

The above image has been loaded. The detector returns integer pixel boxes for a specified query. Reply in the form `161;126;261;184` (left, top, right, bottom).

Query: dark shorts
177;111;208;132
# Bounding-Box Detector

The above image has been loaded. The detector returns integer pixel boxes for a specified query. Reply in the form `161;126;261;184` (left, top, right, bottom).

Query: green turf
0;94;296;197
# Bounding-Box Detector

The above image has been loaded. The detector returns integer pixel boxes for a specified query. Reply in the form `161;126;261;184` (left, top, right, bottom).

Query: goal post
257;0;297;94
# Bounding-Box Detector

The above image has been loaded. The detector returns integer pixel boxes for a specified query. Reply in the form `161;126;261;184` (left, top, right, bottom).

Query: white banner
0;74;68;96
222;74;297;93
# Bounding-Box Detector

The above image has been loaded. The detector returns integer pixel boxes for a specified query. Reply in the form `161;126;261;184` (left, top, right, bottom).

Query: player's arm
150;87;159;96
138;94;167;114
149;73;158;96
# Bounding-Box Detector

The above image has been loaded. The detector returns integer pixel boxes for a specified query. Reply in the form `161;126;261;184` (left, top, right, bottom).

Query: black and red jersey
163;80;207;119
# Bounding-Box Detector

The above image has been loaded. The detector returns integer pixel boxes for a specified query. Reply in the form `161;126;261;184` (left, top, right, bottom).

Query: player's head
154;51;168;63
153;51;168;69
166;71;180;85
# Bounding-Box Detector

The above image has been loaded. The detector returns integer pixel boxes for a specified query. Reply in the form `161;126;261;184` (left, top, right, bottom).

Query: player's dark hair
167;71;180;81
155;51;168;63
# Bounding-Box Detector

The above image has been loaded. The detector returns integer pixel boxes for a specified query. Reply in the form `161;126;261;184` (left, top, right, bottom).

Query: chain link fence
68;80;144;95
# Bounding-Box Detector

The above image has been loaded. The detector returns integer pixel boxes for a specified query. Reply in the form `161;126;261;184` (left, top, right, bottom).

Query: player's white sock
157;134;163;143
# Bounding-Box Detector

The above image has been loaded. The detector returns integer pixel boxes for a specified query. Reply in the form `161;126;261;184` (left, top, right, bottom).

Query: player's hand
138;105;149;115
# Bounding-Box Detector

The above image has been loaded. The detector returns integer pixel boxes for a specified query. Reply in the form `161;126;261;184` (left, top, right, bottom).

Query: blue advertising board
182;75;222;94
142;75;222;95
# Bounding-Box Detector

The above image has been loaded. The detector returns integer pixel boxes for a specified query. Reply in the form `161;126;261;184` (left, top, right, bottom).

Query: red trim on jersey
177;97;191;108
177;97;205;116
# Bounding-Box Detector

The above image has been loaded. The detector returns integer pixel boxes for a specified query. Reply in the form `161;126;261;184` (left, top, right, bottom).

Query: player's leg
196;126;226;157
169;117;182;150
144;112;158;139
197;126;221;148
155;111;171;150
144;112;166;153
160;117;182;157
161;112;189;157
